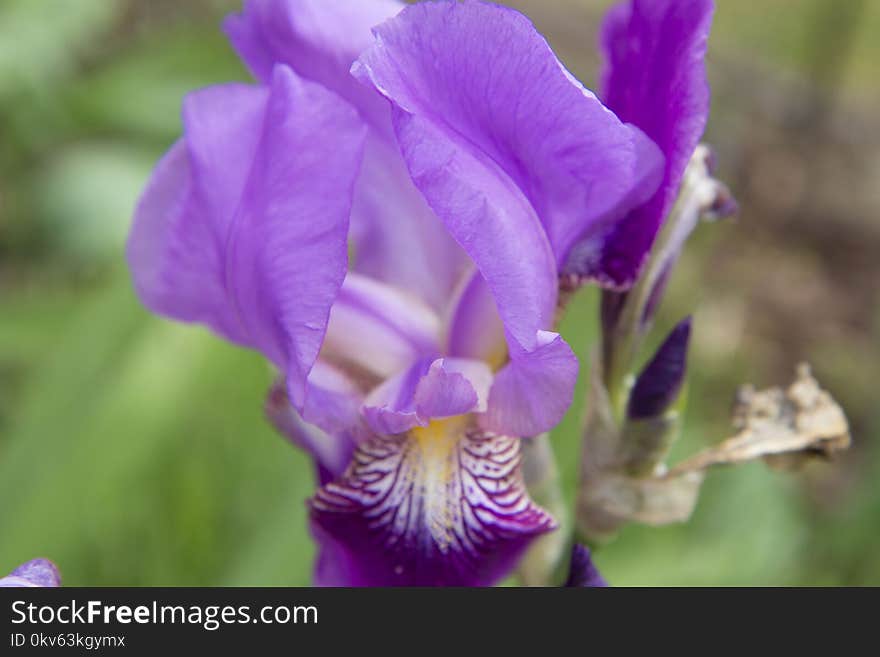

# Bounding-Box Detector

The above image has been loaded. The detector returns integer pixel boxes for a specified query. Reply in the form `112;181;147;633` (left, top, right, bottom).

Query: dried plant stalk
578;364;851;537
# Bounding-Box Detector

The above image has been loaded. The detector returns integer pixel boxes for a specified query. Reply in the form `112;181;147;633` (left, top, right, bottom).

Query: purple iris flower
0;559;61;587
128;0;665;586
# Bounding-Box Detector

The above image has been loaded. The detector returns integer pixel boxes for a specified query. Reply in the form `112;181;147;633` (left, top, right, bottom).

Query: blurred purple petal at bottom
565;545;608;587
0;559;62;588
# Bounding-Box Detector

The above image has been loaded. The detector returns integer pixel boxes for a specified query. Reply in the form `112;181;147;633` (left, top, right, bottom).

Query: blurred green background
1;0;878;586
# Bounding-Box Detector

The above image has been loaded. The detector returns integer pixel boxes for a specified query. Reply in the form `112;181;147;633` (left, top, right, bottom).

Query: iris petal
361;359;432;435
0;559;61;588
361;358;491;436
323;273;440;379
127;84;267;347
226;0;469;310
128;65;367;415
225;0;402;129
352;1;658;434
363;104;558;353
414;359;491;419
564;545;608;587
353;0;662;273
483;331;579;437
569;0;714;287
311;423;556;586
446;272;507;368
224;66;366;408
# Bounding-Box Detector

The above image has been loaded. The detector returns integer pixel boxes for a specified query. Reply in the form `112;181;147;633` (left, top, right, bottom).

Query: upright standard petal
128;65;367;412
311;422;556;586
0;559;61;587
224;0;403;128
353;0;662;272
570;0;714;287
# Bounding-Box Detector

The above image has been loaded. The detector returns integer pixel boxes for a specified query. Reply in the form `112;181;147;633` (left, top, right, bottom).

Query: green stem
604;146;716;421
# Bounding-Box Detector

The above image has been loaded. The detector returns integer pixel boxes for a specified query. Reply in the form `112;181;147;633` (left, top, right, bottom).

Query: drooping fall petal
311;423;556;585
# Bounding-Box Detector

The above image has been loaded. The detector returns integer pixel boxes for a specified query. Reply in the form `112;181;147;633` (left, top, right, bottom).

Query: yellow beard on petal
410;418;468;553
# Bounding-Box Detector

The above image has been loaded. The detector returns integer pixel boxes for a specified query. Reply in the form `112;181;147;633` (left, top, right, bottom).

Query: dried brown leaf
669;363;850;476
577;364;850;533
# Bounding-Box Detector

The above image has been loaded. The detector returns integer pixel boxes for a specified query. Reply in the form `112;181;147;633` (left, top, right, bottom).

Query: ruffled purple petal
414;359;492;419
573;0;713;287
311;426;556;586
370;4;567;341
361;359;431;435
128;65;367;413
482;332;579;438
564;545;608;587
627;317;691;420
0;559;61;588
601;0;714;195
371;108;558;354
446;274;578;437
353;0;661;272
353;1;656;437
